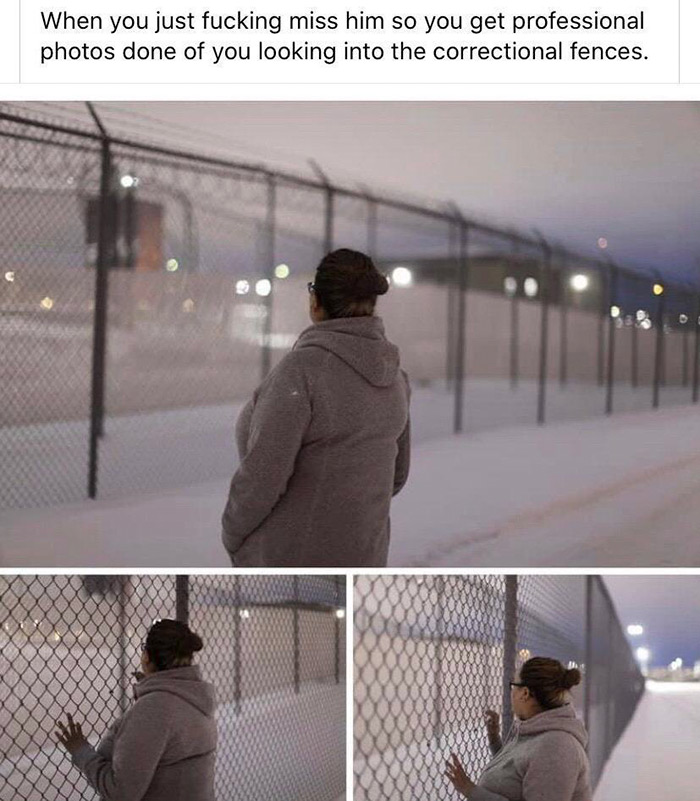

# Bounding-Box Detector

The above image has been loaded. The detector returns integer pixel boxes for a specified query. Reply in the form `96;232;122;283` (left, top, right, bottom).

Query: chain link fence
2;104;700;508
0;574;346;801
353;574;643;799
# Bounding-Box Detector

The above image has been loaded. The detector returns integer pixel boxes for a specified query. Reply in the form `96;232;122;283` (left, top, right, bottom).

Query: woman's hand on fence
55;713;88;755
485;709;500;738
445;753;476;797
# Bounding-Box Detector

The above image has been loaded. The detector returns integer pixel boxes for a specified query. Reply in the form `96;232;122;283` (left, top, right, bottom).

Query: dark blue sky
605;575;700;668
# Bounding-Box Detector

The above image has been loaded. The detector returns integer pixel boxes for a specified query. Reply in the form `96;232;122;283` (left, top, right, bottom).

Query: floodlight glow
570;273;590;292
610;305;621;318
391;266;413;288
640;319;652;330
274;264;290;279
255;279;272;297
523;277;538;298
239;609;251;619
503;276;518;297
635;647;650;662
335;609;346;619
235;280;250;295
40;296;54;310
166;258;179;272
597;237;608;250
120;175;137;189
653;283;664;296
627;624;644;636
4;271;15;282
680;314;689;324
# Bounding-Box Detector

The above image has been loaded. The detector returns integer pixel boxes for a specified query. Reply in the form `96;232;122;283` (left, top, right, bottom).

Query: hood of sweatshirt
294;316;400;388
518;704;588;749
134;665;216;717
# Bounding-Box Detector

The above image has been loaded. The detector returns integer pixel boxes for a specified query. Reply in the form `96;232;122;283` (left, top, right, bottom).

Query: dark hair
520;656;582;710
313;248;389;319
144;619;203;672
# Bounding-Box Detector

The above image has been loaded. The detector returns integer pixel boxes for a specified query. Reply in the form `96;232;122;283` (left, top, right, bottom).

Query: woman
221;248;411;568
446;657;592;801
56;619;217;801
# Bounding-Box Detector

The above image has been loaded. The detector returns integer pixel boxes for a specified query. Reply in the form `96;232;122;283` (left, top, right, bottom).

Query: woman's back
223;315;410;567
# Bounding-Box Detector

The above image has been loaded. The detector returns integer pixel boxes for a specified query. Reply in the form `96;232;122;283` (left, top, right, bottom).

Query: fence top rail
1;106;698;295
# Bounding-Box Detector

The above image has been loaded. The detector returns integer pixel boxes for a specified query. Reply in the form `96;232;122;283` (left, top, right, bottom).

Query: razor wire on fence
0;574;346;801
353;574;643;800
2;104;700;508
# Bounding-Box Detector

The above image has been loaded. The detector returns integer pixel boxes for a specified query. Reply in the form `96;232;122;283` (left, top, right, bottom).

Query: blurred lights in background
40;296;54;310
274;263;290;279
597;237;608;250
335;609;346;619
120;174;137;189
4;271;15;282
523;276;538;298
391;266;413;288
570;273;590;292
653;283;665;296
255;279;272;297
166;258;179;272
627;624;644;636
235;279;250;295
503;276;518;297
610;305;621;318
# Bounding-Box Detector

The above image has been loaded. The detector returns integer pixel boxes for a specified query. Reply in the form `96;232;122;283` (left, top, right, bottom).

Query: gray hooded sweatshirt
470;705;592;801
221;315;410;567
72;666;217;801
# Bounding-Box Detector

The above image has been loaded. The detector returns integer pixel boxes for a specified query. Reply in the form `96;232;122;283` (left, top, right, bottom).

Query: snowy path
594;682;700;801
2;405;700;567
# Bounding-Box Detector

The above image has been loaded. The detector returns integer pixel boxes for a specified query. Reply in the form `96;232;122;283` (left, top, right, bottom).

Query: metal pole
334;576;341;686
454;219;469;433
631;314;639;389
584;576;593;737
175;575;189;625
325;186;334;254
88;134;115;499
559;262;568;387
501;576;517;739
260;175;276;380
605;264;617;415
234;576;242;714
683;327;690;388
536;237;551;426
597;269;606;387
446;223;457;388
510;243;520;391
293;576;300;695
366;194;377;258
693;293;700;404
652;289;665;409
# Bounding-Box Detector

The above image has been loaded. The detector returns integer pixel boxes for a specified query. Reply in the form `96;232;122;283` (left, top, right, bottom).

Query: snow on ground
2;400;700;567
594;682;700;801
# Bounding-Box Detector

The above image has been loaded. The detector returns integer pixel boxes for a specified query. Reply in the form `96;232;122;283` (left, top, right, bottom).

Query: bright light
570;273;590;292
670;657;683;671
274;263;290;279
653;283;664;296
235;280;250;295
166;258;179;272
335;609;346;619
40;296;54;310
523;277;538;298
627;624;644;636
680;314;689;324
597;237;609;250
182;298;195;313
391;266;413;288
255;279;272;297
640;319;652;331
239;609;251;619
518;648;531;661
120;175;137;189
636;647;650;662
503;276;518;297
4;271;15;283
636;309;648;322
610;305;621;319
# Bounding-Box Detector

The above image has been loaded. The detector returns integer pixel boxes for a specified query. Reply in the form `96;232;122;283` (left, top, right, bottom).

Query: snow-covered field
2;392;700;567
594;682;700;801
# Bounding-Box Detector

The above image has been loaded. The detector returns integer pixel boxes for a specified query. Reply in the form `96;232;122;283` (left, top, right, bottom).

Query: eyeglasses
509;681;527;689
307;282;315;294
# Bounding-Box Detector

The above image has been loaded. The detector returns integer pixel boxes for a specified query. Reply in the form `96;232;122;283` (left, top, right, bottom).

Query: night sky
36;100;700;285
604;575;700;668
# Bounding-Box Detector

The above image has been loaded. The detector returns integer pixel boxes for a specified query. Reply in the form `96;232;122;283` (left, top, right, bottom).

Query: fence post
693;293;700;403
631;310;639;389
260;173;276;380
293;575;300;695
605;263;617;415
584;576;593;737
446;221;458;389
175;575;189;625
453;216;469;434
510;241;520;391
653;285;665;409
366;192;377;258
597;269;606;387
233;576;242;714
334;576;341;686
118;577;129;715
536;237;552;425
559;261;568;387
87;126;116;499
501;575;517;739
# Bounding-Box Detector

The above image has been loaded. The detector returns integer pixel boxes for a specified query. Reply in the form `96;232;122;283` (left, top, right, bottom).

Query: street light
391;266;413;287
570;273;590;292
653;283;664;296
627;624;644;636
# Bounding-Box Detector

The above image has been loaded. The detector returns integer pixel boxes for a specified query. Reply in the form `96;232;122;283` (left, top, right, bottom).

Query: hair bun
182;630;204;655
355;270;389;299
562;667;582;689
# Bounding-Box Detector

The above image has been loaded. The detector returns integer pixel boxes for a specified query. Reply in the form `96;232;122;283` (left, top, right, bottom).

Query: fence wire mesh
0;574;346;801
2;105;700;508
353;574;643;800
